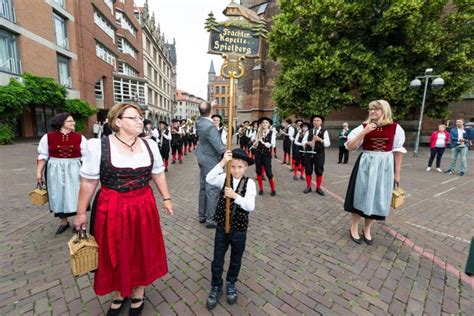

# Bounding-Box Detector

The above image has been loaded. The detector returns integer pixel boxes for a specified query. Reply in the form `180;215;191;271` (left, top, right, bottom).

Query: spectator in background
338;122;351;164
446;119;472;176
426;124;449;172
93;121;101;138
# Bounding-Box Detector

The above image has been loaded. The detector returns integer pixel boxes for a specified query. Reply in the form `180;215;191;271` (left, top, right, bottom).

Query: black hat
301;122;310;129
159;121;168;127
171;119;178;123
232;148;254;166
251;120;258;125
285;119;293;124
295;119;303;124
143;119;152;125
258;116;273;126
212;114;222;120
243;120;250;124
310;115;325;123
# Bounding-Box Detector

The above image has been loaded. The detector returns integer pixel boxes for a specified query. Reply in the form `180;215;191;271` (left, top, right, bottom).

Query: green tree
269;0;474;119
64;99;97;132
22;72;67;109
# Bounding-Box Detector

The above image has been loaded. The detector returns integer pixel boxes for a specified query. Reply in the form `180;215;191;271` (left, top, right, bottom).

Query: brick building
136;0;177;126
175;90;203;121
207;61;237;124
0;0;80;137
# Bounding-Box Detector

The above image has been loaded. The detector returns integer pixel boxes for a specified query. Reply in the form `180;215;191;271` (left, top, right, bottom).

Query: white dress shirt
302;127;331;148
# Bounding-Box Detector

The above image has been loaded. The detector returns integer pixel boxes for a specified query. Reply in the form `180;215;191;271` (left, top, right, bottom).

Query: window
57;55;71;88
221;97;225;105
0;0;16;22
214;109;219;115
221;86;225;94
118;62;138;77
95;79;104;99
215;98;219;105
96;42;116;68
54;14;68;49
104;0;113;13
0;30;21;75
115;11;137;37
113;77;145;104
215;86;219;94
94;10;115;41
53;0;65;8
118;37;137;59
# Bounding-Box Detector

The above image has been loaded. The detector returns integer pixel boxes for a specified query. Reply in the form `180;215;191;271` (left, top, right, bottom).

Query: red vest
362;123;397;152
47;131;82;158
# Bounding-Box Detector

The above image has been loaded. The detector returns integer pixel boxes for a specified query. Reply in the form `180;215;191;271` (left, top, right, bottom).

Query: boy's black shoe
258;190;263;196
226;282;237;304
303;187;312;194
271;191;276;196
206;286;222;310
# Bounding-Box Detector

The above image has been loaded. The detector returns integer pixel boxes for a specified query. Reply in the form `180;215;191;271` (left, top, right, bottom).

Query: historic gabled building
136;0;177;125
175;90;204;120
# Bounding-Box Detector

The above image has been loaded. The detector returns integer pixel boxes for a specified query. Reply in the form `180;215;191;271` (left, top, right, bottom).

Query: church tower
207;60;216;102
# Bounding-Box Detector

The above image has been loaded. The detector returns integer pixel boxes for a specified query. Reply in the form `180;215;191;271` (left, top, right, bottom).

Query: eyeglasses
64;120;75;123
121;116;144;122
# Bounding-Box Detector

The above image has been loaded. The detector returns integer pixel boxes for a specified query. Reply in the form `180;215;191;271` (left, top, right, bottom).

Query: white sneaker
426;167;431;171
436;168;442;173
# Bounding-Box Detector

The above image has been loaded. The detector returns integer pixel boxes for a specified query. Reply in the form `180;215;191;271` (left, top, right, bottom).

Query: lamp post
409;68;444;157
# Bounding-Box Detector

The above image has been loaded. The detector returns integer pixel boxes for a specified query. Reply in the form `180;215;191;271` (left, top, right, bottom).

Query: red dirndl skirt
93;185;168;297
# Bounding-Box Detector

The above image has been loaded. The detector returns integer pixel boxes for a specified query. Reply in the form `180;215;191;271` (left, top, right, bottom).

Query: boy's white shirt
206;164;257;212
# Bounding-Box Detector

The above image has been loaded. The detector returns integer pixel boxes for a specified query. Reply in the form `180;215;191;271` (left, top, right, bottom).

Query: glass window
215;86;219;94
57;55;71;88
96;42;116;68
221;109;225;117
0;29;21;75
215;98;219;105
115;11;137;37
221;97;225;105
118;37;137;59
94;10;115;42
118;62;138;77
0;0;16;22
95;79;104;99
104;0;113;13
53;0;65;8
221;86;225;94
54;13;68;49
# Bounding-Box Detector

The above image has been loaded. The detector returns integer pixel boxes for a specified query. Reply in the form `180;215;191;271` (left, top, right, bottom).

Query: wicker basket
391;185;405;209
29;183;48;206
68;230;99;277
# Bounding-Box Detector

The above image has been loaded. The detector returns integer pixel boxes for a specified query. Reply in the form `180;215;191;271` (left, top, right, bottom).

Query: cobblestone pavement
1;140;473;315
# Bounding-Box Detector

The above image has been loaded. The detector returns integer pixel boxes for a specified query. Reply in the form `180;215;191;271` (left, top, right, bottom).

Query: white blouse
80;137;165;180
37;133;88;160
346;124;407;153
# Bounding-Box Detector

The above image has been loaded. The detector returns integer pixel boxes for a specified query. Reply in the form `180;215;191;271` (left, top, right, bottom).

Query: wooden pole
224;75;235;233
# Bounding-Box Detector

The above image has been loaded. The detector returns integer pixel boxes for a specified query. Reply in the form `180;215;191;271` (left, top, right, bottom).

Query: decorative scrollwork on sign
221;54;245;80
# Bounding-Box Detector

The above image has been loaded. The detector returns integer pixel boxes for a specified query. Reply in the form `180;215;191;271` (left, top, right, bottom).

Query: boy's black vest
214;177;249;232
304;127;326;154
160;129;170;148
256;130;273;155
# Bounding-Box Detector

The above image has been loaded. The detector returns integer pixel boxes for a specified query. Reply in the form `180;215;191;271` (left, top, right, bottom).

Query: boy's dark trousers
211;226;247;287
338;146;349;163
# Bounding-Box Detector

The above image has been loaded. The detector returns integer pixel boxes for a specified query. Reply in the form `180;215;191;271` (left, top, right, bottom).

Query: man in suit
195;102;227;228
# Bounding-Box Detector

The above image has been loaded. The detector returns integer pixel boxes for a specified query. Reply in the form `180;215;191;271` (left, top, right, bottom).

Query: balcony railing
0;0;16;23
0;57;22;75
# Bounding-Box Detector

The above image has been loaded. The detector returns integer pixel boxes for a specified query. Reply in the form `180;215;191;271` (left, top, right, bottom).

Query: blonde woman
75;103;173;315
344;100;406;245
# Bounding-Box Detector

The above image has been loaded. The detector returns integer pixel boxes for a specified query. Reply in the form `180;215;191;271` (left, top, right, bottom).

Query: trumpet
238;125;252;137
182;118;195;128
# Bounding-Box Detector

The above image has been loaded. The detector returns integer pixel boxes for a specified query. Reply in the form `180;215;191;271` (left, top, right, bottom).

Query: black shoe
290;168;294;172
286;162;290;165
199;218;206;224
258;190;263;196
129;296;145;316
165;168;168;172
106;298;126;316
362;230;374;245
337;161;342;164
171;160;176;164
226;282;238;305
300;176;304;180
303;187;312;194
271;191;276;196
315;188;325;196
72;226;78;233
281;161;286;164
205;221;217;229
206;286;222;310
179;160;183;164
350;230;362;244
55;223;70;235
293;176;298;180
262;176;266;181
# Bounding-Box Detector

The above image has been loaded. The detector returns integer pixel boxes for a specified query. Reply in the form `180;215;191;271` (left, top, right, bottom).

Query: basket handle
36;181;45;189
73;229;88;243
393;181;400;189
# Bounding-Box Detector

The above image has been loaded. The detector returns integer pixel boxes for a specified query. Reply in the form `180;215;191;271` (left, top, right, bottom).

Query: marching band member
212;114;227;146
247;121;258;158
157;121;171;172
238;121;250;152
272;125;278;159
293;122;308;180
280;119;295;165
291;119;303;172
252;117;276;196
170;119;183;164
302;115;330;195
180;119;189;156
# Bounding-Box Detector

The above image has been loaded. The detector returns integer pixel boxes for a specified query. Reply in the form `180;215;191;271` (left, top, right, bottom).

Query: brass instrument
238;125;251;137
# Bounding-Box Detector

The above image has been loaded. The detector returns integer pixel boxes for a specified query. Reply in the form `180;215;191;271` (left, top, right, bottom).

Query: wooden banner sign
209;25;260;57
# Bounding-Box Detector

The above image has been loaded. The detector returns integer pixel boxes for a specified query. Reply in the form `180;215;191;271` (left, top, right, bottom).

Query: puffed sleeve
345;125;364;150
147;139;165;174
393;124;407;153
80;135;88;158
37;134;49;160
80;139;101;179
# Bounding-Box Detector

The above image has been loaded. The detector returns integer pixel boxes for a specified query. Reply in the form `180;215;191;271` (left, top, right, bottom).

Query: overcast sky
136;0;228;99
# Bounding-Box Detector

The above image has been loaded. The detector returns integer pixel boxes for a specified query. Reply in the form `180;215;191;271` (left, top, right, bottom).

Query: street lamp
409;68;444;157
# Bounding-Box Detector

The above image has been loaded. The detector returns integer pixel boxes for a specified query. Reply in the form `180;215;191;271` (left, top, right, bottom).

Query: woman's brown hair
107;102;143;132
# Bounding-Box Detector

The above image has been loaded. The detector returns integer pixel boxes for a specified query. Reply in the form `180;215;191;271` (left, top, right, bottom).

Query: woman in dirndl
74;103;173;316
344;100;406;245
36;113;87;235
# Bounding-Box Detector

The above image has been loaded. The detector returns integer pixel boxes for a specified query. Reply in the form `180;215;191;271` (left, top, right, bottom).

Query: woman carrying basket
75;103;173;316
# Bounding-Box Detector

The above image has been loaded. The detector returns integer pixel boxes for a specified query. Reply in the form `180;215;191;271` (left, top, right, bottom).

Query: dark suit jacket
195;116;226;168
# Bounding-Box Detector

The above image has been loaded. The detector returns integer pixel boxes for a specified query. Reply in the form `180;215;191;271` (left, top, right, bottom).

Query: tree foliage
22;73;67;109
269;0;474;119
64;99;97;132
